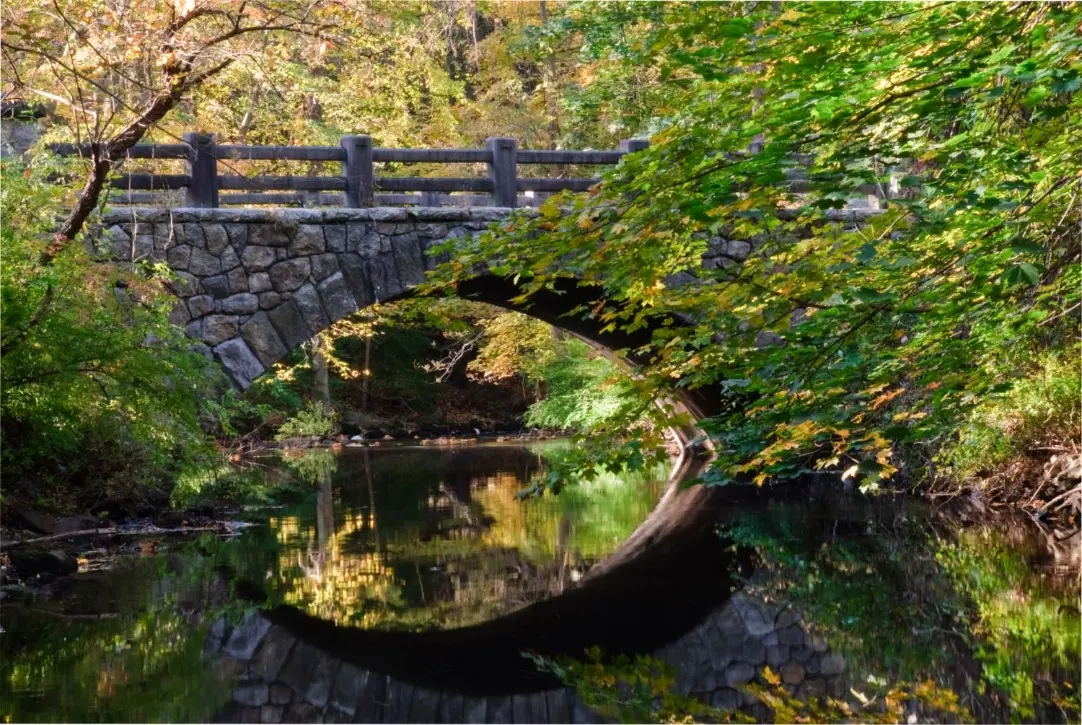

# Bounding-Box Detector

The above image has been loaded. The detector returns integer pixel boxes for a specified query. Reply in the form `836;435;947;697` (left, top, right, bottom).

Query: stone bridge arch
101;206;757;392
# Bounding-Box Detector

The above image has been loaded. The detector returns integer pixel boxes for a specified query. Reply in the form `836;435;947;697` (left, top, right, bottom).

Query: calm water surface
1;443;1078;723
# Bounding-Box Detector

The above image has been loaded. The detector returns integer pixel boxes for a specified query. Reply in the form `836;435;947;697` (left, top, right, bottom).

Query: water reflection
257;442;667;630
2;447;1077;723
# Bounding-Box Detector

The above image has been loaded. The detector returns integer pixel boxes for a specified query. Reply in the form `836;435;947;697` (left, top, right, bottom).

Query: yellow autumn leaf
761;666;782;686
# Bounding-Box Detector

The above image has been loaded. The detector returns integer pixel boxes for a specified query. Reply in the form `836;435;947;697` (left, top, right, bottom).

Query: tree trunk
360;332;373;416
310;336;332;414
539;1;560;143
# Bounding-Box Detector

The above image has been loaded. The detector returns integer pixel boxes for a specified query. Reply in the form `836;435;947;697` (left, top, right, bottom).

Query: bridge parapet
100;207;512;387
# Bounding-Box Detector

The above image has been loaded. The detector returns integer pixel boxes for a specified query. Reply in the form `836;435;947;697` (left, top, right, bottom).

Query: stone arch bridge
99;206;761;389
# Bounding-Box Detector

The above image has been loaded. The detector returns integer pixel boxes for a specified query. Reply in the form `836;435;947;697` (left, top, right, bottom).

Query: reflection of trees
270;451;402;626
1;557;233;722
723;499;1080;724
268;447;666;630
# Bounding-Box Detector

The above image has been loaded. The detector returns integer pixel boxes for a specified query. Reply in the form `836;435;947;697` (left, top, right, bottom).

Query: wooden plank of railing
108;173;190;190
184;132;218;207
341;135;373;207
487;137;517;207
216;144;345;161
219;174;347;191
373;148;491;163
518;150;624;164
49;142;189;159
375;177;492;193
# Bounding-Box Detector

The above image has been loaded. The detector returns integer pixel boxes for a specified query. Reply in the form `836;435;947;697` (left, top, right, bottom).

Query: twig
5;605;119;620
1039;485;1082;516
1;524;246;549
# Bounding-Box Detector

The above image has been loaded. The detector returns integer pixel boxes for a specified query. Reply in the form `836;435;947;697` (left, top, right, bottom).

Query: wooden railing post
486;137;517;208
619;138;650;157
184;132;218;208
341;134;374;207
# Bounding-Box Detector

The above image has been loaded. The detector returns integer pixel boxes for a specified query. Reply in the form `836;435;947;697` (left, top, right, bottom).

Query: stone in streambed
9;548;78;578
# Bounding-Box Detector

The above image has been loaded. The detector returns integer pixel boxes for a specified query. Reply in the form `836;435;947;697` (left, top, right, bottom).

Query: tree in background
2;0;333;247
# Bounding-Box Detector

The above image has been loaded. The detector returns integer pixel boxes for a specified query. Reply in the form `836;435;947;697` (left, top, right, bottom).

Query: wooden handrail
47;134;648;208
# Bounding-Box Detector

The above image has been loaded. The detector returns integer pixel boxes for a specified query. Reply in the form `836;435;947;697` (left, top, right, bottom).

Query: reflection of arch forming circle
101;209;846;720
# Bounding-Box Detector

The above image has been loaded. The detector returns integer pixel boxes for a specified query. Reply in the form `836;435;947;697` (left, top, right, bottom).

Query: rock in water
54;515;105;534
9;548;78;578
10;509;57;534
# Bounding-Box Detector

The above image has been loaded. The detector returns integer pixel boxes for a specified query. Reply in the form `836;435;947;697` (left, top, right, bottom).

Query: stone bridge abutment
99;206;759;390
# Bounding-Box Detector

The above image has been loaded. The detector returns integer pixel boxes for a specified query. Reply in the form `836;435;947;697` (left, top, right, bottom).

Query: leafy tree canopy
432;1;1082;491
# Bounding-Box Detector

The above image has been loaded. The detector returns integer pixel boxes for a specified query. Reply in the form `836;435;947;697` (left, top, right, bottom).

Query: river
1;441;1078;723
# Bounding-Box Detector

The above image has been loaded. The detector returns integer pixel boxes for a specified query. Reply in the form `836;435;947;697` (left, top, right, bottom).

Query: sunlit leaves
427;1;1081;492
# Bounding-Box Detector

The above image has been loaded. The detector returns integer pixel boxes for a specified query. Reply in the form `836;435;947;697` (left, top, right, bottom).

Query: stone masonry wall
96;206;875;390
99;208;511;388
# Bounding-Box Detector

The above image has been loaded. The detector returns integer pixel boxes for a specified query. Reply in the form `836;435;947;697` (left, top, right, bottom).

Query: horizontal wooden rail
47;133;648;208
108;173;189;190
50;142;189;159
217;145;344;161
518;149;623;164
219;174;347;191
110;191;556;208
372;148;491;163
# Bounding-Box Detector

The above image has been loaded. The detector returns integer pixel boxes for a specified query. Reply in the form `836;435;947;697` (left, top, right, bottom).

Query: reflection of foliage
723;506;1080;723
0;555;238;723
937;532;1081;721
526;647;733;724
227;443;665;631
280;448;338;487
527;649;970;724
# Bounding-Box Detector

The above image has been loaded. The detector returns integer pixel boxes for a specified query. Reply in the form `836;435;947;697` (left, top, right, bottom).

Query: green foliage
523;339;637;432
0;158;220;506
274;400;337;441
468;312;558;383
171;461;279;507
432;1;1082;493
940;346;1082;482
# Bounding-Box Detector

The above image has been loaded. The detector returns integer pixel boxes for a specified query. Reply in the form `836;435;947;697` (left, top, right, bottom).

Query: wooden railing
49;134;650;209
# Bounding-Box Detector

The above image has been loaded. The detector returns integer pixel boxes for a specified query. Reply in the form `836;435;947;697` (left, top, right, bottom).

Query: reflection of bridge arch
210;473;850;723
